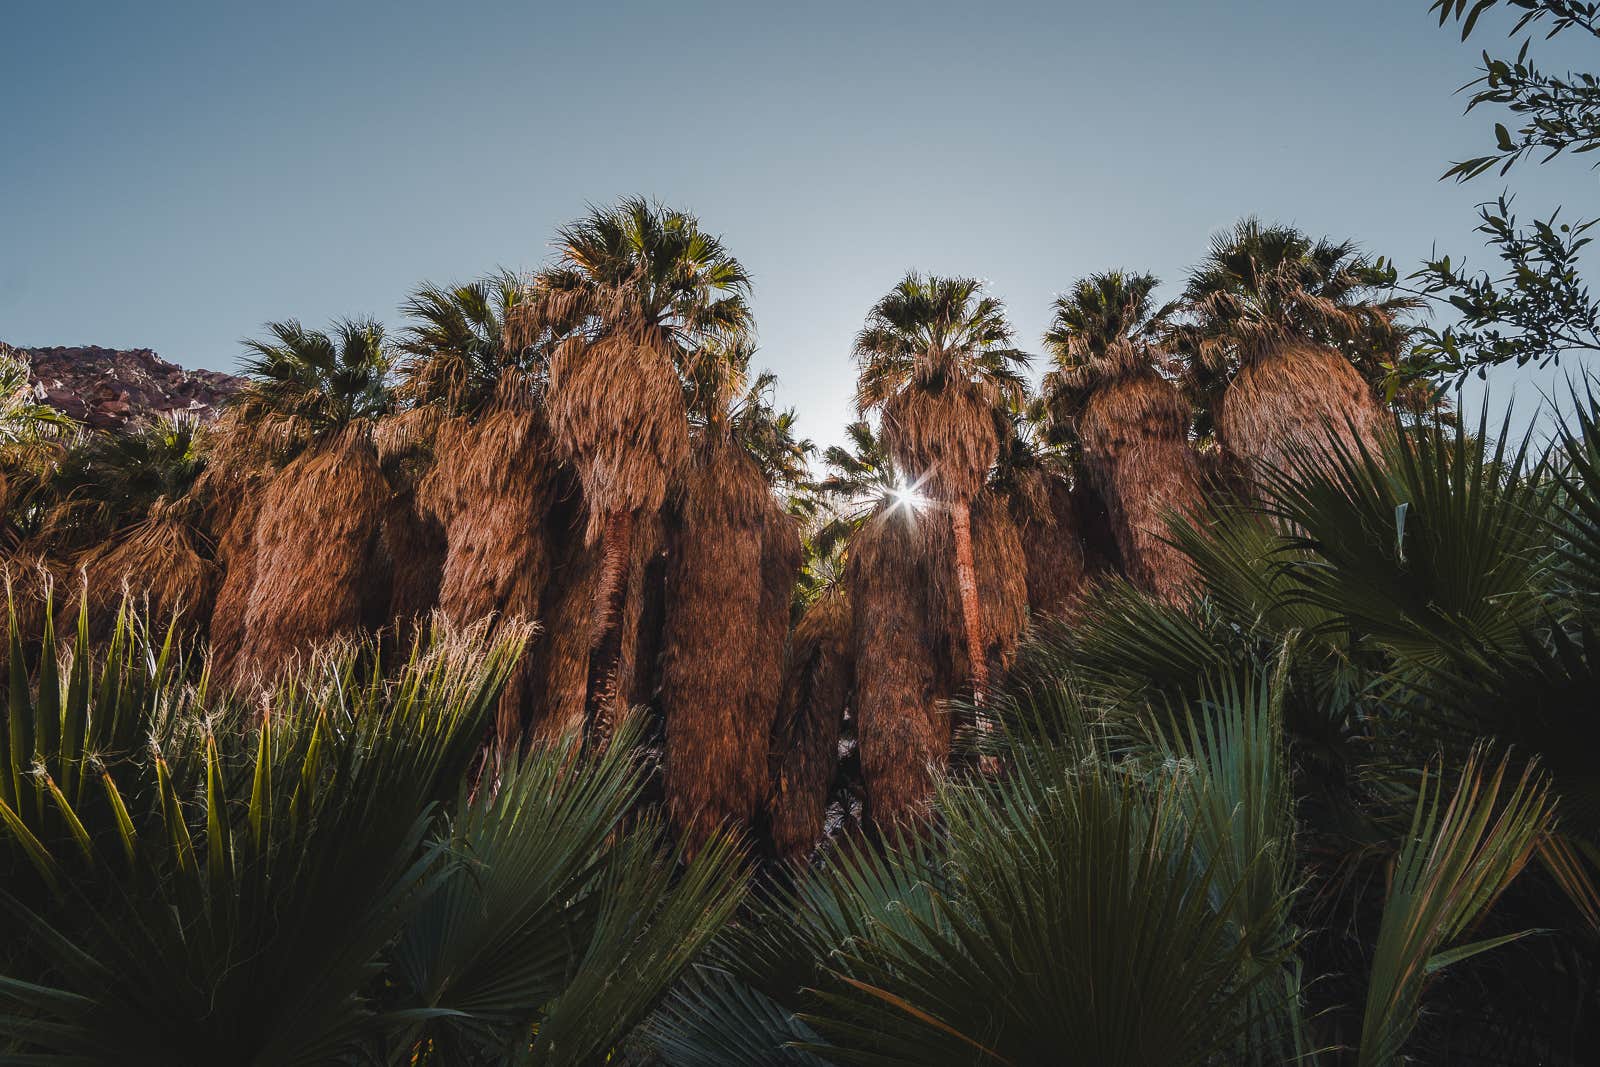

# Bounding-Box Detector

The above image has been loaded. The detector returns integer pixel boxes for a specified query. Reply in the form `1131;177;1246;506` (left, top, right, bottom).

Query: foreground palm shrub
0;602;744;1064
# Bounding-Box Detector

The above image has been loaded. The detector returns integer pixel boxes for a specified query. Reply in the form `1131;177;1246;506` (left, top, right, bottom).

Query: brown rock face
2;342;243;430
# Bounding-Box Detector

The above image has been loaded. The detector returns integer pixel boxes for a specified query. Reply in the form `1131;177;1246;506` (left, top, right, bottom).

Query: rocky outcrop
1;343;243;430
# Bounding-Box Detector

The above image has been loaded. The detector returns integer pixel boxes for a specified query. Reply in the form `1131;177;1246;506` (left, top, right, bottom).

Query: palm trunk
585;508;634;736
950;500;988;697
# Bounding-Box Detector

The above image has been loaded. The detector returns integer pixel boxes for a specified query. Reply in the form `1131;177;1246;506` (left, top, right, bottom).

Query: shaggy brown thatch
767;586;853;860
204;462;271;680
880;380;997;503
1218;342;1391;493
378;485;444;630
373;406;448;631
848;503;946;827
73;498;218;639
546;333;691;731
659;442;799;851
1078;373;1204;605
615;510;667;719
1007;467;1085;619
523;472;599;741
547;335;690;542
231;428;389;685
421;397;558;746
1;556;58;673
881;380;1001;698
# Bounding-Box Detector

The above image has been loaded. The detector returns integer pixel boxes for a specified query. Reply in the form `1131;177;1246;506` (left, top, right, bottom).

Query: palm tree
0;348;72;550
214;317;394;683
397;273;566;748
1043;271;1203;604
518;197;753;729
1175;219;1421;491
852;272;1029;696
661;339;801;851
44;415;219;637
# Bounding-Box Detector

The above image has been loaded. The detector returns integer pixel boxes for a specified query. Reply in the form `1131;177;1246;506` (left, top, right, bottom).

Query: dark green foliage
0;600;746;1064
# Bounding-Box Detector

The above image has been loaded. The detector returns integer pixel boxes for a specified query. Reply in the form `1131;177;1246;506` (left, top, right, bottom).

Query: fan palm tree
214;317;395;682
1044;271;1202;603
0;348;72;548
518;197;753;728
659;338;801;851
852;272;1029;696
1174;219;1421;491
46;414;208;545
991;396;1086;617
396;273;568;746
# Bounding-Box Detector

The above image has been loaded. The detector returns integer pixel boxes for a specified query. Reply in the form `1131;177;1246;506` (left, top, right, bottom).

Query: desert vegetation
5;1;1600;1056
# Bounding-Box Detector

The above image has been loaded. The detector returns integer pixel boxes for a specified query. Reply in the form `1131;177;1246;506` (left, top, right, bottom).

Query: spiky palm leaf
231;317;393;455
397;270;543;415
0;612;522;1065
1358;750;1555;1067
1174;218;1421;379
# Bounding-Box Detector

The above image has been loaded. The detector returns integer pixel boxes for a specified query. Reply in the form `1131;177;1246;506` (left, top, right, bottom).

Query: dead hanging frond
880;379;999;504
1217;342;1397;492
230;425;390;686
659;437;798;851
1076;372;1204;604
416;382;560;745
768;584;854;860
847;501;947;827
1006;466;1086;619
73;495;218;639
546;331;693;542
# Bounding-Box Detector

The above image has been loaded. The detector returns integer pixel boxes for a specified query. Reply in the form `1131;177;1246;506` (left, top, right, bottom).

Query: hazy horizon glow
6;0;1597;448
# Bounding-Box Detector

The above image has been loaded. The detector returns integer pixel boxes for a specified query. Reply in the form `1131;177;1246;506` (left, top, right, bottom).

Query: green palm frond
45;414;209;545
853;273;1030;413
0;610;522;1065
1041;270;1180;423
397;270;540;414
525;196;754;364
798;761;1289;1066
1358;749;1555;1067
232;317;394;453
1256;408;1548;672
393;712;746;1064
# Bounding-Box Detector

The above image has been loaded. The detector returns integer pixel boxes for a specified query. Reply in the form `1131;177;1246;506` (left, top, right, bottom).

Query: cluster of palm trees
0;203;1429;854
2;195;1598;1060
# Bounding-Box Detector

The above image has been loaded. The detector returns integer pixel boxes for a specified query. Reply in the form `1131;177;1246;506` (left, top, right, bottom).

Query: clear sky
5;0;1596;448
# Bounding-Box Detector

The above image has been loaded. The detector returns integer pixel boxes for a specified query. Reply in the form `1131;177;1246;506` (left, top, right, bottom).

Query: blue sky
5;0;1596;447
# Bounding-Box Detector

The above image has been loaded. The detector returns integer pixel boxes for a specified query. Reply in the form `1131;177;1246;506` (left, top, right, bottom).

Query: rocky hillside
1;343;243;431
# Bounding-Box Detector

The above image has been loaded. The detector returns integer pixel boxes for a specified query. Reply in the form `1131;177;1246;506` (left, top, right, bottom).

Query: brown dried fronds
660;441;797;851
231;427;390;686
1218;342;1394;494
847;502;946;827
546;333;691;541
1078;372;1204;605
880;379;998;503
768;585;853;860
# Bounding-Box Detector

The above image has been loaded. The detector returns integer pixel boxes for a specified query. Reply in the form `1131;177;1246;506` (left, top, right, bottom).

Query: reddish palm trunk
585;508;634;735
950;500;988;697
